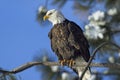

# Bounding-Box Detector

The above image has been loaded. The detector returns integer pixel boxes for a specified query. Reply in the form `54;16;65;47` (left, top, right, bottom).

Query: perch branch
0;62;120;74
79;42;120;80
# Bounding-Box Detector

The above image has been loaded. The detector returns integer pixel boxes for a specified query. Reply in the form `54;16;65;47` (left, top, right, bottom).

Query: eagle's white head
43;9;65;25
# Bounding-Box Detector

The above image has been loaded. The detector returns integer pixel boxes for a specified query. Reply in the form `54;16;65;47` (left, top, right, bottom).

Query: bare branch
111;28;120;34
79;42;120;80
0;62;58;74
92;71;120;75
0;61;120;75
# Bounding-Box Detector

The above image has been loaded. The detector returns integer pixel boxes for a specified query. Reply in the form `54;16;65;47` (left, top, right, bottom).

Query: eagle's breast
52;24;69;45
49;23;74;59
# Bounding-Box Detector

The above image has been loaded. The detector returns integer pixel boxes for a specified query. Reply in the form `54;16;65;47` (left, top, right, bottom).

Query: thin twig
79;42;120;80
111;28;120;34
45;0;48;8
92;71;120;75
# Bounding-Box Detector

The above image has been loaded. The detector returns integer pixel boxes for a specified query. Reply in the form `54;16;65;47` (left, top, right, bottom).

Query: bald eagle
44;9;91;79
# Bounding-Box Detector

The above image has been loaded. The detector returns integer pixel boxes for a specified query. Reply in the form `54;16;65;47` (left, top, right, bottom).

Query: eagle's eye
48;12;52;15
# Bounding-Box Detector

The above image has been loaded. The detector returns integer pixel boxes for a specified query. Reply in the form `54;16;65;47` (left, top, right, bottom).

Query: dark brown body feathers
48;19;90;62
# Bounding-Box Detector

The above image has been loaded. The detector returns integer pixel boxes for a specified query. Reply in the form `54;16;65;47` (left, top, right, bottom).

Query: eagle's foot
59;59;75;67
67;59;75;67
59;59;67;66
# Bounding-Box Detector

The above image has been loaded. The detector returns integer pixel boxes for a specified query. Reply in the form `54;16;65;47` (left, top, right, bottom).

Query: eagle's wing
68;21;90;62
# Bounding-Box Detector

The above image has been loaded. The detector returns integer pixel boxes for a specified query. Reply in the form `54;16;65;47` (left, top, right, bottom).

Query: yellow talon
68;59;75;67
59;59;66;66
59;59;75;67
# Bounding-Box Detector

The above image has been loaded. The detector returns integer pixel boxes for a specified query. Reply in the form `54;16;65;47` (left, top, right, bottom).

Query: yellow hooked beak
43;15;49;21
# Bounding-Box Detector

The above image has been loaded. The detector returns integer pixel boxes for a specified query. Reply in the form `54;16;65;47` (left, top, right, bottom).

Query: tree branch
92;71;120;75
111;28;120;34
79;42;120;80
0;61;120;75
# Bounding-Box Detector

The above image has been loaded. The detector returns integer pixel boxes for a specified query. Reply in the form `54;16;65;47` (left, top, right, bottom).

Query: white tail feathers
78;69;91;80
75;57;91;80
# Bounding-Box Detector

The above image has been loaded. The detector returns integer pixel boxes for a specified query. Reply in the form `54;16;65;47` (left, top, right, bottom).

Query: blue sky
0;0;84;80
